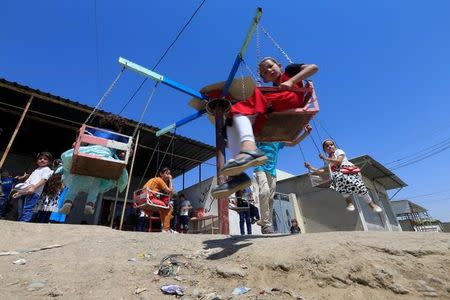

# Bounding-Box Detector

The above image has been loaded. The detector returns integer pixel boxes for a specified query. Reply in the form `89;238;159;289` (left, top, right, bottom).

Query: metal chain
155;132;176;177
260;25;293;64
312;118;323;143
255;24;262;83
309;133;322;155
239;64;246;100
84;66;125;125
131;82;159;138
138;139;160;187
256;24;261;63
241;59;261;85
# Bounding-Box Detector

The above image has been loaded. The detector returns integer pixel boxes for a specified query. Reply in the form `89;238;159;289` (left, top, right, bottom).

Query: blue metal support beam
156;7;263;136
118;57;208;101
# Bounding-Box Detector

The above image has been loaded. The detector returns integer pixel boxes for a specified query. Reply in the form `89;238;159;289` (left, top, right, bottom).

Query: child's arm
25;178;47;195
319;153;344;167
160;176;174;196
304;162;326;174
280;64;319;90
15;172;29;181
285;124;312;146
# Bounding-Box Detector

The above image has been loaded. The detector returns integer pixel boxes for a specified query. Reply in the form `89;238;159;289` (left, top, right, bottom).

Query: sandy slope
0;220;449;300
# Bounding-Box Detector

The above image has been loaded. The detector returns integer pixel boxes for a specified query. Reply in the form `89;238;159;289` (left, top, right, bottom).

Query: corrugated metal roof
391;200;427;214
350;155;407;190
0;78;216;178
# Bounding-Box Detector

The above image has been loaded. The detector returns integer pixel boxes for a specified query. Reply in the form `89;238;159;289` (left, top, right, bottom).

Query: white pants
226;114;256;158
253;171;276;226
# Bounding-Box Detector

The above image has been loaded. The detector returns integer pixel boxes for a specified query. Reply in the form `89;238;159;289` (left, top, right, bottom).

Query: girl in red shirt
212;57;318;198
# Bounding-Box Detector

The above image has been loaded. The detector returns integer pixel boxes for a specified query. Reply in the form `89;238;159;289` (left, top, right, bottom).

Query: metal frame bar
118;57;208;101
156;7;263;137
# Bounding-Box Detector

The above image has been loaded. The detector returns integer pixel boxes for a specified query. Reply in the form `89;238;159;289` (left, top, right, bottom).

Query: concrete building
276;155;407;233
391;199;443;232
0;78;215;228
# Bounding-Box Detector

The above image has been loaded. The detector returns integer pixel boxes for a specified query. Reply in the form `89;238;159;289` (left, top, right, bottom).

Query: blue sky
1;1;449;222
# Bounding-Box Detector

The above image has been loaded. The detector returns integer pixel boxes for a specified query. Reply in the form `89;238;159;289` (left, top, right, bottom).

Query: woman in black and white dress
304;139;382;213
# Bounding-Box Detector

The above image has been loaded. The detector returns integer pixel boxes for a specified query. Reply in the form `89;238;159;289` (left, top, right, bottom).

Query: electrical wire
118;0;208;114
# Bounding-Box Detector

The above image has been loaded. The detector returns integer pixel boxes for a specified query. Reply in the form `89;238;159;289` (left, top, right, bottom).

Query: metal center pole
215;107;229;234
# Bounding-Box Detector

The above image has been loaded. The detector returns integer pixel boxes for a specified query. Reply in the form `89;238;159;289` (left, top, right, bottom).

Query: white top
325;149;354;166
328;149;354;167
25;166;53;196
180;200;191;216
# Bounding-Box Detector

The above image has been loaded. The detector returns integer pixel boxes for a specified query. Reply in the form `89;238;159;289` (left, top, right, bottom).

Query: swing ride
70;7;323;233
133;187;171;211
228;195;252;212
71;124;132;180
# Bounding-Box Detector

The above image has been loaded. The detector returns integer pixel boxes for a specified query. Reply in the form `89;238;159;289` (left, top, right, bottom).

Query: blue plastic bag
161;284;185;296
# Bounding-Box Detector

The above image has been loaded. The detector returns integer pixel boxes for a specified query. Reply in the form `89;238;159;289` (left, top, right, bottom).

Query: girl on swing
59;114;129;215
304;139;382;213
211;57;319;198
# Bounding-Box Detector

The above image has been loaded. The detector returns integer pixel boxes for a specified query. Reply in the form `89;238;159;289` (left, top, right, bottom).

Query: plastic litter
160;284;185;296
158;254;183;277
232;286;251;295
13;259;26;265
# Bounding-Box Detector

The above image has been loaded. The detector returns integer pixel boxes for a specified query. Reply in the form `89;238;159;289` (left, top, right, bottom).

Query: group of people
136;167;192;233
209;56;382;234
1;56;383;233
0;153;68;223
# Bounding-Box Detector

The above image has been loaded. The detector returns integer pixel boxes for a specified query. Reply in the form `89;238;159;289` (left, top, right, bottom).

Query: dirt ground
0;220;449;300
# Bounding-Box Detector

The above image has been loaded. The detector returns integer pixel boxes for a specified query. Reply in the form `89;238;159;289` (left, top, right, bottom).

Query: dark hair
52;159;62;169
42;173;63;198
98;114;125;132
1;169;11;177
37;151;53;161
178;193;185;199
158;167;171;176
322;139;335;150
258;57;281;82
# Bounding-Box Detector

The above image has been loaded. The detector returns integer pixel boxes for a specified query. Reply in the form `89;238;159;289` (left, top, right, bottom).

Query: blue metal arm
118;57;209;101
156;7;263;137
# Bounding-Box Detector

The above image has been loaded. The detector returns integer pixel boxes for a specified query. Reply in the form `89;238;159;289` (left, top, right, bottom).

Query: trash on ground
161;284;185;296
13;258;26;265
232;286;251;295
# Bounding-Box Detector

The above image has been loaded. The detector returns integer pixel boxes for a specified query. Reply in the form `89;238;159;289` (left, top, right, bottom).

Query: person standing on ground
178;194;192;233
254;125;312;234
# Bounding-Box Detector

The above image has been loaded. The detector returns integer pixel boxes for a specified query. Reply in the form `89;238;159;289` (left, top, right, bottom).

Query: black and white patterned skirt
330;171;368;197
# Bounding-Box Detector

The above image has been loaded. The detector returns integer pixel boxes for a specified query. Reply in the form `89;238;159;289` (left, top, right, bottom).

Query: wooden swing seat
255;81;320;142
188;77;320;143
309;165;333;188
133;187;170;212
71;124;132;180
229;205;251;212
228;196;250;212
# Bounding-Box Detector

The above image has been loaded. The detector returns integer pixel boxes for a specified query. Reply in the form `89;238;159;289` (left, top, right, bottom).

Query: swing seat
189;77;320;143
309;173;332;188
255;81;320;142
309;164;333;188
133;188;170;212
188;77;257;124
228;197;250;212
71;124;132;180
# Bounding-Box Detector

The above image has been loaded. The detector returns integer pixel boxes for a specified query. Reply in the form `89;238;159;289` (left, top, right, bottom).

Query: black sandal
211;173;252;198
221;149;268;176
